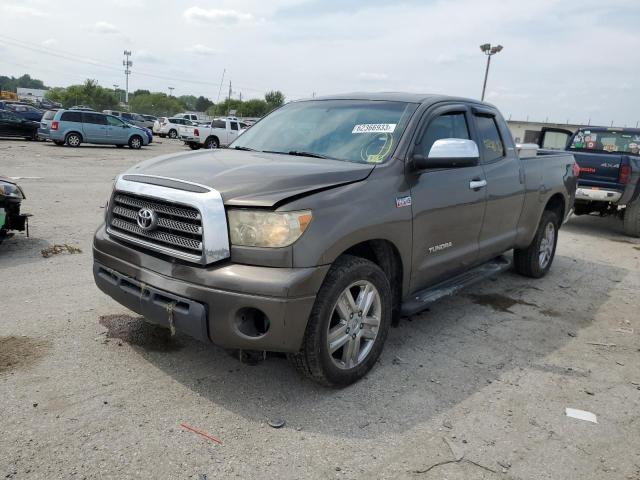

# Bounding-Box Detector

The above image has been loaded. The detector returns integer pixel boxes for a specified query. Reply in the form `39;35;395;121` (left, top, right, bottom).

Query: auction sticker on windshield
352;123;396;134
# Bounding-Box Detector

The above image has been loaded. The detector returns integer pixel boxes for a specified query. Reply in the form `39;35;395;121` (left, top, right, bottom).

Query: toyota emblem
137;208;158;231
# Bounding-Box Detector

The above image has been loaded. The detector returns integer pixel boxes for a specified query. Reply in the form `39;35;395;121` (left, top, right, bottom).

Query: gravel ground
1;138;639;480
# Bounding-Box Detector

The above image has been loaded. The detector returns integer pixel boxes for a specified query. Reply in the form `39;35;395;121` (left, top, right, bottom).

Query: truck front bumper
93;227;329;352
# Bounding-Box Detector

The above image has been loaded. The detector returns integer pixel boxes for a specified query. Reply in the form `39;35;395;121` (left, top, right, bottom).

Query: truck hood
125;149;375;207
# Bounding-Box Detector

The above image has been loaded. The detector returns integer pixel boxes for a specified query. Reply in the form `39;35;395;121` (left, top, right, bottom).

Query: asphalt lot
1;138;639;480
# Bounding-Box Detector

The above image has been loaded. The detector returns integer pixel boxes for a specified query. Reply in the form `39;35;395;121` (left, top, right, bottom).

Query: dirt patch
0;336;51;373
99;314;183;352
540;308;562;318
41;244;82;258
467;293;539;313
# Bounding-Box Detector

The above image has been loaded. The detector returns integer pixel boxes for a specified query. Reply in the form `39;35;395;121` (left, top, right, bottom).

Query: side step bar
401;255;512;316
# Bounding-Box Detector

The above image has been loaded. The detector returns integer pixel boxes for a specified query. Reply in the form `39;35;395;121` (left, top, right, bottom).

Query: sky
0;0;639;126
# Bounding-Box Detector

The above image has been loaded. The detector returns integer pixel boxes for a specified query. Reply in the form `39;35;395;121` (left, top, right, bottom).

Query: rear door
473;108;525;258
409;104;487;290
82;112;108;143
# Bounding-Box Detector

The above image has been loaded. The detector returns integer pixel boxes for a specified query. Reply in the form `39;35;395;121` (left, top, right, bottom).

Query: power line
0;34;298;97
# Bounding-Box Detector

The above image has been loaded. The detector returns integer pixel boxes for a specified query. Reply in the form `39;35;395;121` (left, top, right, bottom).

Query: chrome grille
108;192;203;258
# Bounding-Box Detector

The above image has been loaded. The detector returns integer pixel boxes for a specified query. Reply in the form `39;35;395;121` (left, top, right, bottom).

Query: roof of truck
310;92;491;106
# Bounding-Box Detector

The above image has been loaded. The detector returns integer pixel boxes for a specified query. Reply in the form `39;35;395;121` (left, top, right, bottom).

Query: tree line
43;79;284;117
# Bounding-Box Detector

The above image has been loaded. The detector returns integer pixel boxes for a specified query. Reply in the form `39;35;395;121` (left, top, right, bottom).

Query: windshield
569;129;640;155
231;99;418;164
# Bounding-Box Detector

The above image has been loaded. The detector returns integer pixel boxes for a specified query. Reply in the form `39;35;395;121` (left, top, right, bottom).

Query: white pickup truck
179;117;248;149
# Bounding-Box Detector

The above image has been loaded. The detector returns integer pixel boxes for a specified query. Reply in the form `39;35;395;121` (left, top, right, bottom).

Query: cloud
1;5;46;17
41;38;58;47
136;49;163;64
185;44;217;56
183;7;254;25
91;21;119;34
357;72;388;82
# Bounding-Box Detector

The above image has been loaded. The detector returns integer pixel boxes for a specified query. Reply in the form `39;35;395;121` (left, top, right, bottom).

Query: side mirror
413;138;480;169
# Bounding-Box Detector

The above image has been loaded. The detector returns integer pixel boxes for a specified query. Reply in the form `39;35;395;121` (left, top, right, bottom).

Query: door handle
469;179;487;190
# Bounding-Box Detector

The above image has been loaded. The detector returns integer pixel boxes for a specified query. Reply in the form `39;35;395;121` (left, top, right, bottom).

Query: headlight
0;181;24;199
228;210;312;248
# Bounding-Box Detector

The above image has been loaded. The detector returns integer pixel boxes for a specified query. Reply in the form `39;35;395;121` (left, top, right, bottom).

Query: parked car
0;109;39;140
142;114;157;124
153;117;195;138
69;105;95;111
38;109;60;140
539;126;640;237
37;99;62;110
93;93;577;386
2;102;44;122
175;112;210;122
103;110;150;129
180;117;247;149
49;109;150;149
0;175;29;243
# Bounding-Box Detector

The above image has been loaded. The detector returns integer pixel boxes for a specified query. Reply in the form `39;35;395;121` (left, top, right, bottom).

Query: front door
408;104;487;291
106;115;129;143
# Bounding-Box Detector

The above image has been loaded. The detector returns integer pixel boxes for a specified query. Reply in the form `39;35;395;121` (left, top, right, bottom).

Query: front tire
288;255;392;387
168;129;177;139
623;200;640;237
128;135;143;149
65;132;82;147
514;210;559;278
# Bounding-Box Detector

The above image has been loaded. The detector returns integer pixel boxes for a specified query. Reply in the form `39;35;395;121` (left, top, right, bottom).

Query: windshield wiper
233;146;255;151
288;150;332;159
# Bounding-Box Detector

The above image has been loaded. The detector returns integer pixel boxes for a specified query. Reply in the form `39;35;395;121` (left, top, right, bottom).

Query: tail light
572;163;580;177
194;128;199;136
51;121;59;130
619;164;631;184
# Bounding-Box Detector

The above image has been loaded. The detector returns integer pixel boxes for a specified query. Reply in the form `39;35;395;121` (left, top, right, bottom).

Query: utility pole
239;92;242;102
216;68;226;103
479;43;503;101
113;84;120;104
123;50;132;107
228;80;232;102
168;87;174;97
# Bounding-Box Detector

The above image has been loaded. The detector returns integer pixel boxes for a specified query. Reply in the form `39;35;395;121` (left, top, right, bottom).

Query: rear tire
168;129;177;139
623;200;640;237
204;137;219;149
288;255;392;387
128;135;143;149
65;132;82;147
514;210;559;278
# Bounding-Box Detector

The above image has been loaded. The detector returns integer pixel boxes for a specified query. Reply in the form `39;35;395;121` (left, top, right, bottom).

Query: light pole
480;43;503;101
113;84;120;104
123;50;132;107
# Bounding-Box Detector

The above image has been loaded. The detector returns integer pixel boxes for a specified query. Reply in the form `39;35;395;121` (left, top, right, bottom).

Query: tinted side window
83;113;107;125
122;113;133;120
212;120;226;129
474;115;504;162
418;112;469;157
230;122;239;131
60;111;83;122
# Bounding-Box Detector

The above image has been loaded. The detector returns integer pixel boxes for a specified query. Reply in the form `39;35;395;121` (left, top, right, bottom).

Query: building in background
17;87;48;103
507;120;584;147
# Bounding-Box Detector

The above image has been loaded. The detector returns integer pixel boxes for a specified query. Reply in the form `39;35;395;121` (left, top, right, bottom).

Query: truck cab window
231;122;239;131
418;112;469;157
474;115;504;162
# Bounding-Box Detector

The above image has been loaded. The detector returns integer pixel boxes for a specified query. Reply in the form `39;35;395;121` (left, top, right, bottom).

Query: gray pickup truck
93;93;577;386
